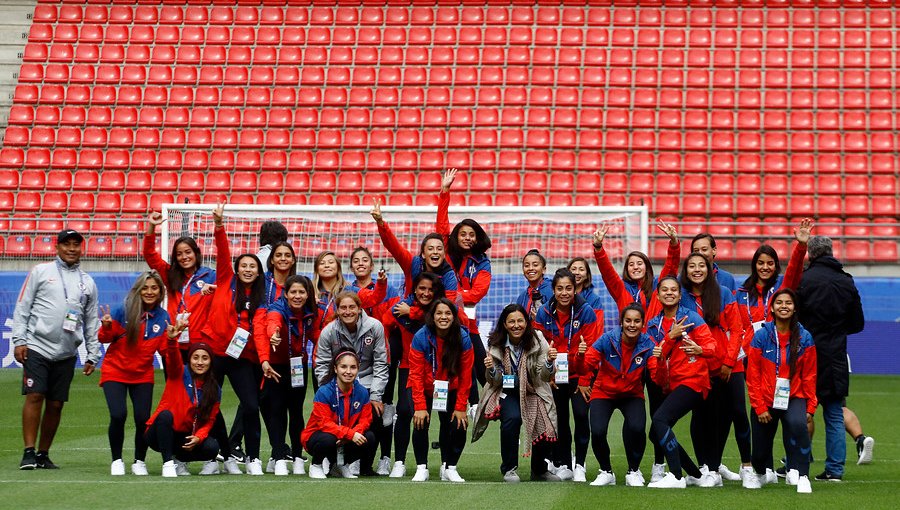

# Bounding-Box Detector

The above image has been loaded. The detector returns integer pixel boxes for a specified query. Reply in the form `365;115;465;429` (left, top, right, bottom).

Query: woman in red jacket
143;211;216;355
145;330;220;478
200;203;268;475
263;241;297;306
313;250;346;329
407;298;474;483
743;289;816;494
99;270;168;477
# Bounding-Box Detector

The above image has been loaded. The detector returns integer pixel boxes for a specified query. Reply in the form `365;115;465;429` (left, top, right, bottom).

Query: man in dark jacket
797;236;865;482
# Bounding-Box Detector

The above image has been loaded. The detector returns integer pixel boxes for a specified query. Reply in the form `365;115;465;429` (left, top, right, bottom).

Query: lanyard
55;262;85;305
334;380;351;426
746;287;772;324
555;306;576;350
266;277;277;304
142;312;151;340
319;292;335;330
507;343;523;374
429;336;439;377
773;329;788;378
178;273;197;313
190;376;200;434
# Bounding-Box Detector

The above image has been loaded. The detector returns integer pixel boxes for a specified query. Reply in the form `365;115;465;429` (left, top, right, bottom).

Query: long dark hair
742;245;782;302
283;275;316;316
233;253;266;318
167;236;202;293
488;303;536;353
425;298;463;377
679;253;721;328
124;270;165;347
447;219;491;269
770;288;801;378
266;241;297;276
567;256;593;290
413;272;445;304
621;251;654;301
259;220;288;248
619;302;646;324
188;345;219;424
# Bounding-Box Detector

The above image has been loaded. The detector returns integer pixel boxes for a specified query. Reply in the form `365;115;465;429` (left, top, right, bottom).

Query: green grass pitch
1;371;897;509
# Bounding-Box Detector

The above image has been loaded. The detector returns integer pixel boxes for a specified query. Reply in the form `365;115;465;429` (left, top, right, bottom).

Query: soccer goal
161;203;648;332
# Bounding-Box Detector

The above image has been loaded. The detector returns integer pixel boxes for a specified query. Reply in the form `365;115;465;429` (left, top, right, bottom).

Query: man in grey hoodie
13;229;101;470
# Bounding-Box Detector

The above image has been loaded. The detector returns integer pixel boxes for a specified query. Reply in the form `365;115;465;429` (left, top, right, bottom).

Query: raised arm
592;225;631;312
436;168;457;243
657;219;681;280
142;212;170;283
212;203;233;285
371;200;414;280
780;220;812;292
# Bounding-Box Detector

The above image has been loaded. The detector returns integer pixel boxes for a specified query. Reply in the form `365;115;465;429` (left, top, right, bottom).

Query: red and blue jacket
579;283;607;328
98;303;168;386
142;234;216;347
258;295;321;366
200;226;265;362
347;278;398;325
645;306;717;397
147;339;220;441
301;379;373;448
516;276;554;320
746;321;817;416
407;326;474;412
593;243;680;322
533;295;603;381
713;263;737;293
735;243;807;347
263;272;285;306
580;328;657;400
389;294;427;369
679;285;745;374
376;220;461;307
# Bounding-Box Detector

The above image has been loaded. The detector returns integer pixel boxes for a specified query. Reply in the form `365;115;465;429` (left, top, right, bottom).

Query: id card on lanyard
177;275;198;343
429;337;450;411
57;263;86;332
503;345;521;389
555;353;569;384
226;327;250;359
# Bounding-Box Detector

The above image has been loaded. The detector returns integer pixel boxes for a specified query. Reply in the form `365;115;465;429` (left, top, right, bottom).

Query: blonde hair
313;251;346;301
125;271;166;346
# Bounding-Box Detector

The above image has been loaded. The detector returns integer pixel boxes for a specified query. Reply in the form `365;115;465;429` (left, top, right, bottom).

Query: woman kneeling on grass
302;348;376;479
144;322;220;478
472;304;561;483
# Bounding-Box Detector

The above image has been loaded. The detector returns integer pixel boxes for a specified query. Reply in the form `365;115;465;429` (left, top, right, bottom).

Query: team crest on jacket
364;335;373;346
152;324;161;333
196;281;205;288
573;320;580;329
353;401;360;409
25;377;33;388
635;356;643;365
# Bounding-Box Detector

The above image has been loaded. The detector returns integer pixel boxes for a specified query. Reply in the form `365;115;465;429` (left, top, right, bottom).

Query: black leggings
393;368;413;462
103;381;153;462
411;389;466;467
590;397;646;472
499;388;552;476
306;430;377;466
378;328;403;458
144;410;219;463
469;333;486;405
551;382;590;468
645;376;666;464
751;398;811;477
212;356;262;459
721;372;752;464
649;385;703;479
690;377;725;469
260;363;308;460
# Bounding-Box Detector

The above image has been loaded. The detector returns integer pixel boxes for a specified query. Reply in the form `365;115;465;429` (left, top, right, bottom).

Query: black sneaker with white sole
35;452;59;469
19;449;37;470
775;467;786;478
230;445;247;464
814;471;842;482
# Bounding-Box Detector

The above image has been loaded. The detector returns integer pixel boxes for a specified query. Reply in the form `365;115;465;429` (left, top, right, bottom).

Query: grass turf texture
0;370;897;509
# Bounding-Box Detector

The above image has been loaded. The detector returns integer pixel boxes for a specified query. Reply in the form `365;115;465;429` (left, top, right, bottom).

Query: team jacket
515;276;554;320
407;326;474;412
593;242;680;321
301;379;373;448
376;220;461;306
436;190;492;335
147;339;220;441
257;296;321;366
579;283;607;327
142;233;216;346
12;257;101;364
347;278;401;327
645;307;717;397
713;263;737;293
385;294;425;370
315;311;389;401
98;303;168;385
746;321;818;416
533;295;603;381
679;285;745;374
263;272;284;306
735;243;808;347
200;226;265;362
580;327;657;400
315;281;389;331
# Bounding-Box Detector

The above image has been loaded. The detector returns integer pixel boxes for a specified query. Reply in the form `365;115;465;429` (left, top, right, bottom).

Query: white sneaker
545;459;559;475
503;467;521;483
590;470;616;486
174;461;190;476
131;460;148;476
739;465;754;482
718;464;741;481
389;461;407;478
382;404;396;428
625;470;645;487
293;457;306;475
648;472;687;489
265;457;275;473
858;436;875;465
161;460;177;478
765;468;778;485
556;466;575;481
699;471;723;487
796;475;812;494
439;462;446;480
199;460;220;475
308;463;326;479
223;458;242;474
742;472;762;489
573;464;587;482
349;459;360;476
376;456;392;475
785;469;799;486
274;459;289;476
246;458;264;476
339;465;358;479
442;465;465;483
686;466;707;487
411;464;429;482
650;463;667;483
322;457;330;474
111;459;125;476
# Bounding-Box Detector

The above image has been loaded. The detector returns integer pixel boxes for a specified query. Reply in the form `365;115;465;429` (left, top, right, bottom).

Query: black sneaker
431;441;441;450
229;445;246;464
35;452;59;469
814;471;842;482
19;450;37;470
775;466;787;478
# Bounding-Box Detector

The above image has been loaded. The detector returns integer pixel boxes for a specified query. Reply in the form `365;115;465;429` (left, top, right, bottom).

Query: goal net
161;204;648;333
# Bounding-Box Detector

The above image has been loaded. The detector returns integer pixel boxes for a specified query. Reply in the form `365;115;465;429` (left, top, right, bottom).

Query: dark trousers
393;368;413;462
411;389;466;466
306;430;377;467
551;382;590;468
144;410;219;463
690;378;725;469
751;398;811;477
499;388;552;476
469;333;486;405
260;363;307;460
720;372;752;464
590;397;646;472
378;328;403;458
103;381;154;462
649;385;703;479
645;377;666;464
212;355;262;459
